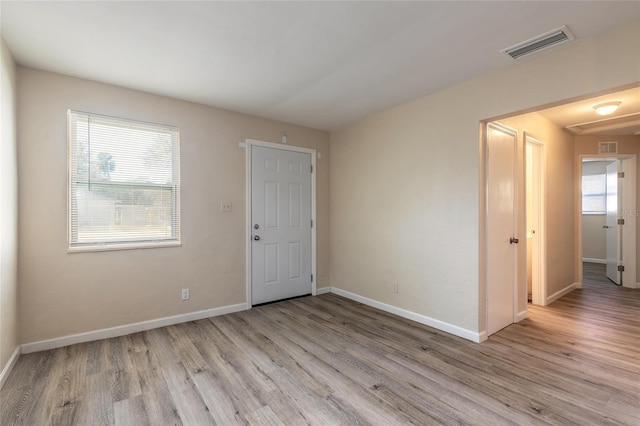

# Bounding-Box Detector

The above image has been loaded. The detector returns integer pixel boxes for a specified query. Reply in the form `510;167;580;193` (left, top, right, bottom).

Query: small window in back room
582;173;606;214
67;111;181;251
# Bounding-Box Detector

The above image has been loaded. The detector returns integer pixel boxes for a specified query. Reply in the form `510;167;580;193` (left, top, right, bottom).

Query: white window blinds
68;111;180;250
582;173;606;214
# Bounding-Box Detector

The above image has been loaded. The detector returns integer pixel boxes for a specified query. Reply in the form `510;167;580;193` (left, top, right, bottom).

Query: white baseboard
330;287;482;343
516;310;528;322
21;302;248;354
582;258;606;264
315;286;331;295
546;283;576;305
0;346;21;390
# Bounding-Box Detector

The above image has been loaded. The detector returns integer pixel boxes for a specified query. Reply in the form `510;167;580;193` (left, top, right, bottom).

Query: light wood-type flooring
1;276;638;425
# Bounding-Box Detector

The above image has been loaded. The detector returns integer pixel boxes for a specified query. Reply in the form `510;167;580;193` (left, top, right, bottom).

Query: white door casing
486;123;518;336
246;140;316;306
605;161;620;284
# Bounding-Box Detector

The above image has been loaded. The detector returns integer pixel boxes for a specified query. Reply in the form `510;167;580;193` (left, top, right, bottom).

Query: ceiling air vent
502;26;574;60
598;142;618;154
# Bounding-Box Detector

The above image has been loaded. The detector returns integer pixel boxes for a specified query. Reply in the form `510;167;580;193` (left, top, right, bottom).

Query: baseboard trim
330;287;482;343
582;257;606;264
21;302;248;354
315;286;331;295
516;310;528;322
0;346;21;390
546;283;576;305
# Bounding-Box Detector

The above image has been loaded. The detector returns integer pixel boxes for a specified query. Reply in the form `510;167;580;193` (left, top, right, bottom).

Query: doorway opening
579;155;636;289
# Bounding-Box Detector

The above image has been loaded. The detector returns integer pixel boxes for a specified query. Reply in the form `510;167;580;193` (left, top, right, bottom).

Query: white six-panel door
251;145;312;305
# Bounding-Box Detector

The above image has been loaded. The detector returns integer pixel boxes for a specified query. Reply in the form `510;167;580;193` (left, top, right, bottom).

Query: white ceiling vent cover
502;26;575;60
599;142;618;154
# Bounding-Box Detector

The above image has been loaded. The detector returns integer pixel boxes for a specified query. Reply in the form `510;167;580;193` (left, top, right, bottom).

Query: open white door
605;161;620;284
525;134;545;305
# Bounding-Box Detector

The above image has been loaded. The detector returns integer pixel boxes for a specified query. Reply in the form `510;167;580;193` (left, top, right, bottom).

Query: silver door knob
254;235;260;241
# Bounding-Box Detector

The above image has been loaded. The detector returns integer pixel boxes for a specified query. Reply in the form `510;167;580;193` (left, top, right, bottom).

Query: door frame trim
244;139;317;308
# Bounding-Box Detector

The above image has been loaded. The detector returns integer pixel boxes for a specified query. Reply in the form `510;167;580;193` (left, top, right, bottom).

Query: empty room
1;2;639;425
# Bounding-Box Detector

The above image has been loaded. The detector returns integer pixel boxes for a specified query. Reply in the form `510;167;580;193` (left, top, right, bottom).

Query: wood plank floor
582;261;614;286
2;281;638;425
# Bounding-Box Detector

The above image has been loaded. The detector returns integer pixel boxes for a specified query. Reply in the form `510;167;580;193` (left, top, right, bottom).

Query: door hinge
310;165;313;173
618;218;625;225
311;274;314;283
311;219;313;228
618;265;625;272
618;172;625;178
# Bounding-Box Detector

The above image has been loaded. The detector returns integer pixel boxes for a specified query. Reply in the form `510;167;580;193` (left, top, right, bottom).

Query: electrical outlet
392;282;399;293
220;201;232;212
181;288;190;300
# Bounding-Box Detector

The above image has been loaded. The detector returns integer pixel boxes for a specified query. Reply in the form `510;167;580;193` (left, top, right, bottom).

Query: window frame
67;110;181;252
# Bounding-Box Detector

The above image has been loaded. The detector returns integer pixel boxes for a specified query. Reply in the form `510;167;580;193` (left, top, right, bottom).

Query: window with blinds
68;111;180;251
582;173;606;214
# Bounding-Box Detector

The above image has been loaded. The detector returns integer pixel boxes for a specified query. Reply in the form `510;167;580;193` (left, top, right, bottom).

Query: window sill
68;240;181;253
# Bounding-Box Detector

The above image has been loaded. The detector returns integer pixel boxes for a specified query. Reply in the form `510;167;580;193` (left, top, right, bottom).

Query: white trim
330;287;482;343
21;303;247;354
582;257;607;264
68;240;181;253
477;331;488;343
0;346;21;390
245;139;317;307
546;283;576;305
516;310;528;322
315;286;331;295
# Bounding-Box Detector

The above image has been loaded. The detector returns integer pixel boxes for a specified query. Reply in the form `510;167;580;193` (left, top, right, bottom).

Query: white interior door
251;145;312;305
605;161;620;284
486;123;518;336
525;135;545;305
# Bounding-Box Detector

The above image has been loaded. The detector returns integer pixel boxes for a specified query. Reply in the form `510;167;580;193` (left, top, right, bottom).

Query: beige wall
575;135;640;282
500;112;575;311
330;22;639;335
1;38;19;374
17;68;330;344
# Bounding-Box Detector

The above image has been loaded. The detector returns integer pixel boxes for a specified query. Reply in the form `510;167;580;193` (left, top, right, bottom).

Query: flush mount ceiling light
593;101;621;116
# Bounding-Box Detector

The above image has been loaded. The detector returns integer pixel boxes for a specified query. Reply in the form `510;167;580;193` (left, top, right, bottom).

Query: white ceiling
2;1;639;131
537;87;640;136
